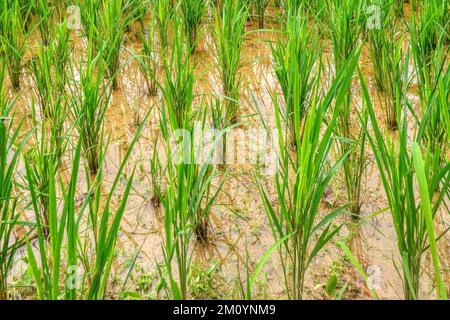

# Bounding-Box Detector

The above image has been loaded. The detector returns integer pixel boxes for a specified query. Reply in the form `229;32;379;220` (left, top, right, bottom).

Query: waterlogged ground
7;4;450;299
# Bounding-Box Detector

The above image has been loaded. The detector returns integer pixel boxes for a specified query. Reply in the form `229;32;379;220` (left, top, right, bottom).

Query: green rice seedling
180;0;208;53
392;0;403;17
84;119;148;299
253;0;269;28
359;66;450;300
99;0;138;89
0;59;33;299
1;0;31;89
383;34;407;130
23;111;61;238
366;5;407;132
30;23;71;118
210;96;230;167
271;8;319;147
411;142;448;300
257;51;360;299
78;0;101;49
24;141;83;300
326;0;363;72
149;138;165;208
157;103;226;299
124;0;149;31
71;44;111;174
409;5;437;90
415;44;449;182
14;0;33;32
52;0;67;22
327;0;367;217
30;44;54;115
136;17;159;96
212;0;248;124
415;0;448;47
337;81;368;218
32;0;54;45
154;0;175;52
160;18;195;130
367;1;392;93
25;118;146;300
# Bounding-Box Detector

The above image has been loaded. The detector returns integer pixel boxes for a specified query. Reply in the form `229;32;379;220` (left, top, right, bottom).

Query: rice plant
257;51;360;299
22;111;62;238
154;0;175;52
160;17;195;130
212;0;247;124
180;0;208;53
367;4;408;130
360;66;450;300
25;117;146;300
30;22;71;119
414;43;449;184
253;0;269;28
0;59;33;299
78;0;101;49
158;103;225;299
326;0;363;72
136;16;159;96
1;0;31;89
125;0;149;31
99;0;138;89
271;8;319;147
414;0;448;48
337;79;368;218
32;0;54;45
70;44;111;174
367;1;392;93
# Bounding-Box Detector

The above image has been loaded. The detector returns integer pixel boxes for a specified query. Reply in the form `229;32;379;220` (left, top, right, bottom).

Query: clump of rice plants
212;0;248;124
30;22;71;119
360;67;450;300
271;7;319;147
160;17;195;129
327;0;368;218
154;0;175;52
257;52;360;299
125;0;149;31
414;42;449;182
25;120;145;300
136;10;159;96
367;3;407;130
1;0;31;89
180;0;208;53
71;45;111;174
98;0;138;89
326;0;363;72
366;1;392;93
253;0;269;28
32;0;54;45
23;111;63;238
338;71;368;218
78;0;101;49
0;59;32;300
157;102;225;299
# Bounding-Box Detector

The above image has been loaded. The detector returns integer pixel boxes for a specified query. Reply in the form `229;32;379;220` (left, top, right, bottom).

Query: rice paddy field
0;0;449;301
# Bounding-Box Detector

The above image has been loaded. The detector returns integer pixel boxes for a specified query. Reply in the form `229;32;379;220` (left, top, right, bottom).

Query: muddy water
7;4;448;299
